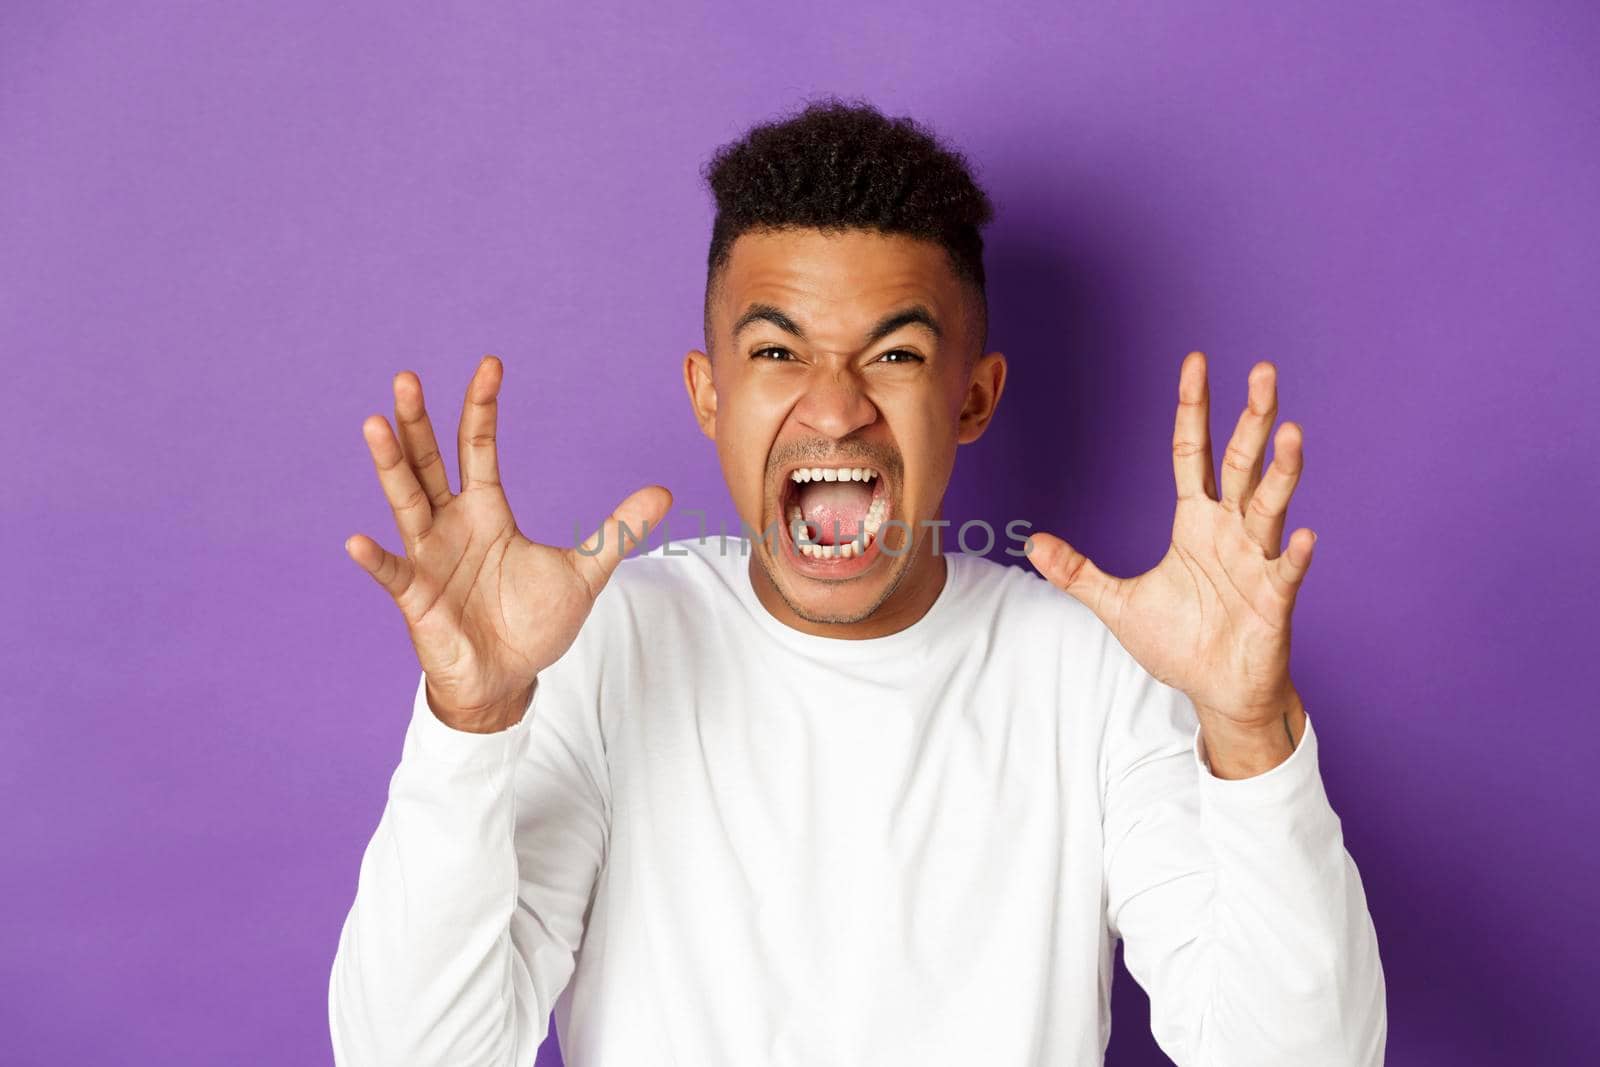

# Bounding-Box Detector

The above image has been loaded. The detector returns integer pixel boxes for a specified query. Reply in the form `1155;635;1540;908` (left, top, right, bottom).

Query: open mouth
777;464;891;561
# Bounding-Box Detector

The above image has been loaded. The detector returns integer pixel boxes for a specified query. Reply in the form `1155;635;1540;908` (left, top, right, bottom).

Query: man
328;98;1386;1066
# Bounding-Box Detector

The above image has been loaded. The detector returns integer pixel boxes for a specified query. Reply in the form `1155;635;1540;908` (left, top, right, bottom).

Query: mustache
768;441;902;480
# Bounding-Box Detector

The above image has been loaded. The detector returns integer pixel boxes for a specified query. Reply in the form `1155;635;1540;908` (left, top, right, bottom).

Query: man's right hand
345;354;672;734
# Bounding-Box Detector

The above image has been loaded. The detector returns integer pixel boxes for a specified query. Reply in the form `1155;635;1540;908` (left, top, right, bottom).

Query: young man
329;99;1386;1066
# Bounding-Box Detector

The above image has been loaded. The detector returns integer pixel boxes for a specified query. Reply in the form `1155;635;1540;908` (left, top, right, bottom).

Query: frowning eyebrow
732;302;943;346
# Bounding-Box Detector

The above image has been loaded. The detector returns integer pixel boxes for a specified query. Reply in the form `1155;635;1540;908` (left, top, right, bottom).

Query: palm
1029;353;1315;729
394;491;590;713
347;355;670;725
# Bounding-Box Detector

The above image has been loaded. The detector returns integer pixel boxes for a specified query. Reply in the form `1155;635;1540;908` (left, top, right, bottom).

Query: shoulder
950;550;1103;638
955;555;1193;769
951;551;1138;697
589;533;744;625
539;537;734;691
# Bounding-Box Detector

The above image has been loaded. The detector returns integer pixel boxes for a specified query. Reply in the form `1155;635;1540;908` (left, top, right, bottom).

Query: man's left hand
1026;351;1314;778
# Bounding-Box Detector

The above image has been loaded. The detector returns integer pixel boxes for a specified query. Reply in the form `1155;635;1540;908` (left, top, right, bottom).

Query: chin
759;546;911;626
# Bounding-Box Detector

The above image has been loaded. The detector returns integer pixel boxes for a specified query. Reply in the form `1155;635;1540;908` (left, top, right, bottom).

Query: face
684;226;1006;637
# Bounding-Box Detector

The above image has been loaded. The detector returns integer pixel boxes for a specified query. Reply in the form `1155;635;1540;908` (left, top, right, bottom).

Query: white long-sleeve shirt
328;535;1386;1066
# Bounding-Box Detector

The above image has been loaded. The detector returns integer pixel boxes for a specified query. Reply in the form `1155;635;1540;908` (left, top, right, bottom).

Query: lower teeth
789;511;884;559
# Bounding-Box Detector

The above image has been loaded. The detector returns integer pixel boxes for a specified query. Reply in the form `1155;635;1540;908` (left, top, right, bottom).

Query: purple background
4;2;1596;1063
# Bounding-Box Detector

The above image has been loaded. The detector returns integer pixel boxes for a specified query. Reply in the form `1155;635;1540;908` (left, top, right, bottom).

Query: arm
329;669;609;1065
1025;352;1387;1062
329;354;663;1064
1102;654;1386;1065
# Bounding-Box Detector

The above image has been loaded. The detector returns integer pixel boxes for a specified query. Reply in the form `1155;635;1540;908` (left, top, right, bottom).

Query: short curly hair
700;95;996;358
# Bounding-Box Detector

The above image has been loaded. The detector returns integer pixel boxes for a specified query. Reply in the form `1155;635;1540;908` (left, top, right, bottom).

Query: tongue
797;481;873;545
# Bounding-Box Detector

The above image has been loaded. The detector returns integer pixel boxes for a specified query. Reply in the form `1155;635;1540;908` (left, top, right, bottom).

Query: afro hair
700;95;996;355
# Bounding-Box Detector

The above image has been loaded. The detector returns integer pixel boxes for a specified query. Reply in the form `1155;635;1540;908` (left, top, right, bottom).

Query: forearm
1186;713;1385;1064
328;675;541;1066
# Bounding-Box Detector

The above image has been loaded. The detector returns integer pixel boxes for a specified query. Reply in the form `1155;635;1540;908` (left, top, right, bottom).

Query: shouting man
329;98;1386;1066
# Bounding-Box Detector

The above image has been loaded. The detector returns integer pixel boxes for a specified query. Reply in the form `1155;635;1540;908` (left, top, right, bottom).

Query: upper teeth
790;467;878;483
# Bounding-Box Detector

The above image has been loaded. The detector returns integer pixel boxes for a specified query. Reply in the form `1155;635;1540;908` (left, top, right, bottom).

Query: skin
683;227;1007;636
1026;353;1315;778
344;359;672;734
347;227;1315;778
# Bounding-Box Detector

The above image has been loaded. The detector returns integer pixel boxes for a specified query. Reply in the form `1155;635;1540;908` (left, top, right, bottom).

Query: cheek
713;377;792;498
876;388;958;477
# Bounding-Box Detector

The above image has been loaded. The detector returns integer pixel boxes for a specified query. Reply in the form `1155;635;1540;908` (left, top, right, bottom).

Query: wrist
1195;689;1306;779
425;678;537;734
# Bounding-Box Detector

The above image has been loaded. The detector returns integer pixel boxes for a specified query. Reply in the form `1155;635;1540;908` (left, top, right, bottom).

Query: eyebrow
731;302;943;346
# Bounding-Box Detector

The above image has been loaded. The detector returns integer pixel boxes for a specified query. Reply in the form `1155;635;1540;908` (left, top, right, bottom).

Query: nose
793;366;879;441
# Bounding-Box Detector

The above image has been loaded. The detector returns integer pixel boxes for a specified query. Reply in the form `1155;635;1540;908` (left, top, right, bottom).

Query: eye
751;346;796;361
876;349;925;365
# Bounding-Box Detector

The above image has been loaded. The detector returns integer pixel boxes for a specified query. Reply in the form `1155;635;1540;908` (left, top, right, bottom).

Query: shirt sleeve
328;661;611;1066
1099;643;1387;1066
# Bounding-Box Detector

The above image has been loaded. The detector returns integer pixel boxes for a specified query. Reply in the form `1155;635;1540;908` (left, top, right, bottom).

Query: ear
683;349;717;439
957;351;1007;444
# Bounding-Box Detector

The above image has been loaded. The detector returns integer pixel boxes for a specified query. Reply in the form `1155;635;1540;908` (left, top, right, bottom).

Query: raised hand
1026;352;1313;772
345;355;671;733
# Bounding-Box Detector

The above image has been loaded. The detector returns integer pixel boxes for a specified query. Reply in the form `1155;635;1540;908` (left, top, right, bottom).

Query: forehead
716;227;968;347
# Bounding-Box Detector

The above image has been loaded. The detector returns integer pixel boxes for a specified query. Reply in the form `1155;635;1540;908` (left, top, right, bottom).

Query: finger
569;485;674;597
457;355;505;492
1023;530;1122;624
1172;351;1216;500
394;370;453;508
1219;361;1279;513
363;414;433;546
1270;527;1316;594
1244;421;1304;557
344;533;415;600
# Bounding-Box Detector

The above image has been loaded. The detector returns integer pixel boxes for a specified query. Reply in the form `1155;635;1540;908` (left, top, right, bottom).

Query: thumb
1024;531;1119;617
570;484;674;592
